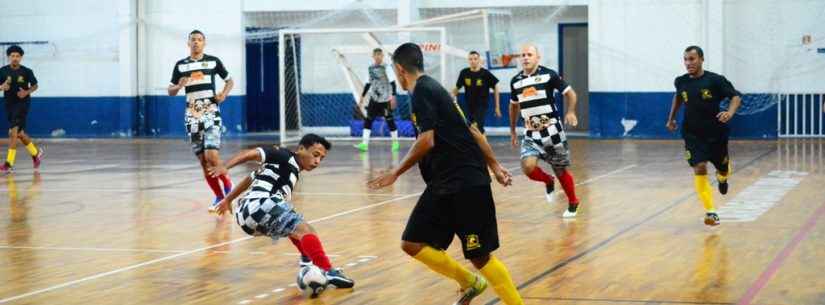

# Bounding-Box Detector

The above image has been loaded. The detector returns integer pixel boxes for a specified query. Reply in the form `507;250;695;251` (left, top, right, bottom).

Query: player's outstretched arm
368;130;434;189
209;148;263;178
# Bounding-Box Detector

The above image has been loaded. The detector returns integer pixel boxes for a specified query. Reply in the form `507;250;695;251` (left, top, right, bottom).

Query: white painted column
703;0;724;73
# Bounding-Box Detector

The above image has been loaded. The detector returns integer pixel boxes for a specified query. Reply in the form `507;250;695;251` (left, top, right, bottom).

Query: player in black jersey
666;45;742;226
369;42;523;305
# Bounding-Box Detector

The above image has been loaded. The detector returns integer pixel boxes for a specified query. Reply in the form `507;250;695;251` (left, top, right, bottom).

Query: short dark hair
391;42;424;73
468;50;480;56
189;30;205;40
299;133;331;151
684;45;703;58
373;48;383;54
6;45;23;56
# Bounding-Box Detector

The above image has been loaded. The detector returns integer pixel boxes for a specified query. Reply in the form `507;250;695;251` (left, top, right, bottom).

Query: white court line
577;164;638;185
24;189;403;197
0;246;344;258
1;164;633;303
0;192;421;304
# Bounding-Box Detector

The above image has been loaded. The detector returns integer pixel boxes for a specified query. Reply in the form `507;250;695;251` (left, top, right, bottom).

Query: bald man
508;44;581;218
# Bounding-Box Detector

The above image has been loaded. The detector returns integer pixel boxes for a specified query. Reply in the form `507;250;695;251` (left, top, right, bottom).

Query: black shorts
402;184;500;259
5;101;29;131
366;101;391;119
683;132;730;171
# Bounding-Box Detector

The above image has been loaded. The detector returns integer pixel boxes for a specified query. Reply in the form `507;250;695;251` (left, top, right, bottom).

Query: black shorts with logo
683;131;729;171
402;184;499;259
5;101;29;131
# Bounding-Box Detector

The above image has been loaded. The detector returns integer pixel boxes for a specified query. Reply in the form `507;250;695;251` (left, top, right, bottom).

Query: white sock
362;129;371;144
390;130;398;141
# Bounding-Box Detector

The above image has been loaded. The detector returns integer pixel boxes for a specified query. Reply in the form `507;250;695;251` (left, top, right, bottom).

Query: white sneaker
562;204;578;218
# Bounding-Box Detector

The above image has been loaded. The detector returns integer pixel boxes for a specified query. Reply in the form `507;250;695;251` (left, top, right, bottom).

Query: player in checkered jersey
167;30;234;207
209;134;354;289
508;43;581;218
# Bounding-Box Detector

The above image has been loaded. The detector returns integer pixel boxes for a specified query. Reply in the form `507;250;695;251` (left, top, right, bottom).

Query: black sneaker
325;268;355;289
718;180;728;195
299;255;312;268
544;182;555;203
704;212;720;226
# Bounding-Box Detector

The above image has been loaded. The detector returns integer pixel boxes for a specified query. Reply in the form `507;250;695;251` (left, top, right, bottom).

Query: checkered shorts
520;128;571;168
187;116;222;155
234;196;304;240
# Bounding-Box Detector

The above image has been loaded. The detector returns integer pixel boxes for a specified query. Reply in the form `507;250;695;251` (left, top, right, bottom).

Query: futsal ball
296;265;328;298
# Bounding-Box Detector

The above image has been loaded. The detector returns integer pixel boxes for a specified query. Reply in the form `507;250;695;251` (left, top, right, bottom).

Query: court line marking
522;296;733;305
0;245;344;258
0;165;532;303
484;149;775;305
0;190;420;304
735;200;825;305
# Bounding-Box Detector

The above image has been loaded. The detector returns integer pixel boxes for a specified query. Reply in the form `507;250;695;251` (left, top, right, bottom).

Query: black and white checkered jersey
170;54;230;103
243;146;301;202
510;65;571;145
366;64;394;103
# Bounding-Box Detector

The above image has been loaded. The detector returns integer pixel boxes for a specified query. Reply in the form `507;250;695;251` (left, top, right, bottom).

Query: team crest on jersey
464;78;471;87
17;76;24;83
476;79;483;86
681;91;688;102
202;62;209;68
465;234;481;250
701;89;713;100
684;150;691;160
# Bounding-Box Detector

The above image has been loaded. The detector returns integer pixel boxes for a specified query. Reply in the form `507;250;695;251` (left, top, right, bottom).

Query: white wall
588;0;825;93
0;0;129;97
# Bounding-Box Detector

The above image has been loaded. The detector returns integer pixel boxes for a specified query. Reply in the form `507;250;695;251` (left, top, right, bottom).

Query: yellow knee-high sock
412;246;476;289
25;142;38;156
694;175;715;212
479;256;523;305
6;149;16;166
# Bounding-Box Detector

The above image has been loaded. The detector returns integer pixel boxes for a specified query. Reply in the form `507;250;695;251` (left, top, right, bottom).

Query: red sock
218;174;233;192
204;174;223;198
300;234;332;271
289;236;307;256
557;169;579;204
527;167;554;185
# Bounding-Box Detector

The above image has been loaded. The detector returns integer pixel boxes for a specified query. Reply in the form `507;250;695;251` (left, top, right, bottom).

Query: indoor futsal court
1;1;824;305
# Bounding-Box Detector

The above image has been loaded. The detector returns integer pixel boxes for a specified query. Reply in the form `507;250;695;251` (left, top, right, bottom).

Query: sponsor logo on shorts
466;234;481;250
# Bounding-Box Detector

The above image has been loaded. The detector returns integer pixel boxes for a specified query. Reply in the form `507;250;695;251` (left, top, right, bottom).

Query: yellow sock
694;175;715;212
6;149;16;166
479;256;523;305
7;176;17;201
412;246;476;289
25;142;38;156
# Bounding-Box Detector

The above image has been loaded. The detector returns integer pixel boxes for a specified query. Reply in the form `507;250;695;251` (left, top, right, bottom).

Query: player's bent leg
473;254;523;305
521;156;554;203
404;240;477;291
2;127;20;173
198;152;224;205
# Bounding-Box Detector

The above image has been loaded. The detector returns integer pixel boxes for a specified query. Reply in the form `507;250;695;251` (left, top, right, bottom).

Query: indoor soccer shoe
0;162;11;175
545;182;555;203
453;274;487;305
325;268;355;289
208;197;223;213
718;180;728;195
32;148;43;170
300;255;312;268
354;142;368;152
704;212;720;226
563;203;578;218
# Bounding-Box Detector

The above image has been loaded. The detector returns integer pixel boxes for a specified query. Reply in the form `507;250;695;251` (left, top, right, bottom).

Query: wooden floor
1;137;824;305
